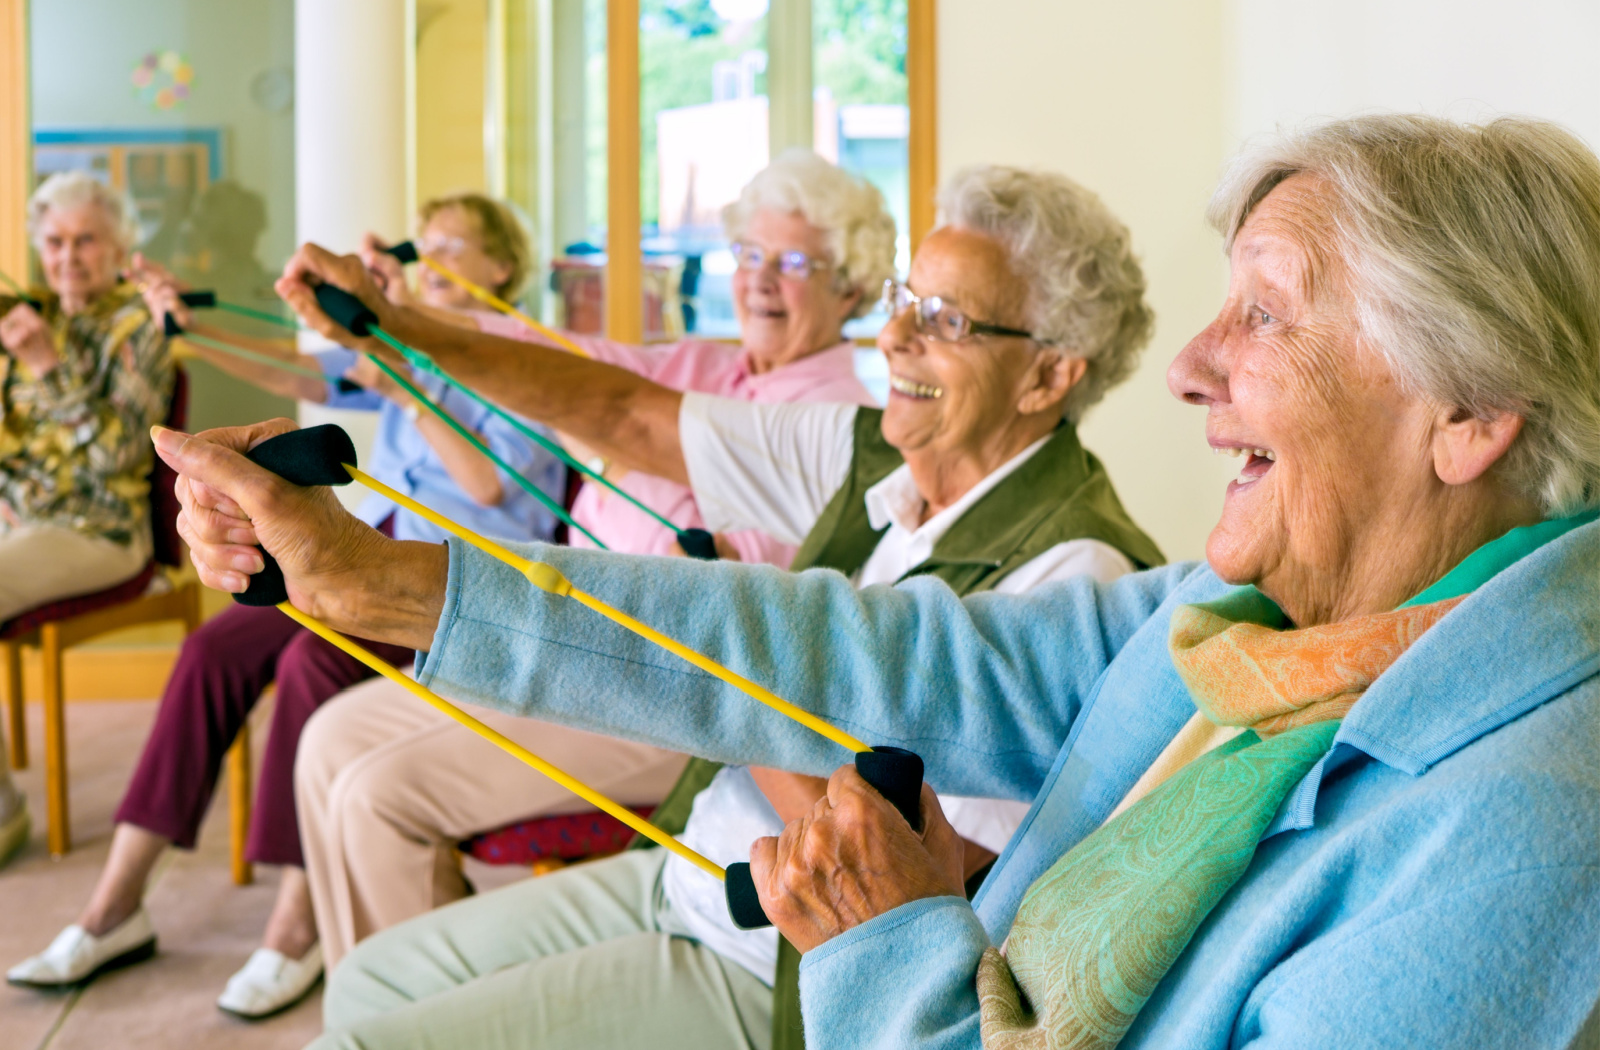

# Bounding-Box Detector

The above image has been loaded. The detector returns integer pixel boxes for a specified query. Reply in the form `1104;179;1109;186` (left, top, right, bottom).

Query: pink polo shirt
477;313;878;565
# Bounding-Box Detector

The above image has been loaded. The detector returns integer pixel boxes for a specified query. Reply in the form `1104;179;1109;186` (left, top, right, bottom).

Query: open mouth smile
1213;444;1276;488
889;373;944;400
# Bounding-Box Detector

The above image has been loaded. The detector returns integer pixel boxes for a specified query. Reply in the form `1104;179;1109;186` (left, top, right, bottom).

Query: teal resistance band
389;342;683;535
174;329;330;382
195;293;688;538
173;294;607;549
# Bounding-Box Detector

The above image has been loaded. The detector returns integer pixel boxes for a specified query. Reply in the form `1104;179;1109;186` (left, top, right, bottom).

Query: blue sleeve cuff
800;896;988;1050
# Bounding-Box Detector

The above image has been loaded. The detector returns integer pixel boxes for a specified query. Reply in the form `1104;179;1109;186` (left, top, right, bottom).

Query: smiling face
1169;174;1515;624
732;208;860;368
37;204;126;312
878;226;1083;500
416;205;514;309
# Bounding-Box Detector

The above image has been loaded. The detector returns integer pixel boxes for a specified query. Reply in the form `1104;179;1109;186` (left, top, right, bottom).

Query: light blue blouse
415;518;1600;1049
318;348;565;545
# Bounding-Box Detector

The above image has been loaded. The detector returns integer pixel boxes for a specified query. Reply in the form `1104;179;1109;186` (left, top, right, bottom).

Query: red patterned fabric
0;562;157;640
463;807;655;865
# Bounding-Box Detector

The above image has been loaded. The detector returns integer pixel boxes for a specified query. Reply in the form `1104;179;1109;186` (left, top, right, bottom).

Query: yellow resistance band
418;257;591;359
276;601;724;880
345;463;872;756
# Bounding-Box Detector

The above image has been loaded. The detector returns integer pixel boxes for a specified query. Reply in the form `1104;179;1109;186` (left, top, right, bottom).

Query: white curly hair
937;166;1154;423
722;149;898;319
28;171;142;254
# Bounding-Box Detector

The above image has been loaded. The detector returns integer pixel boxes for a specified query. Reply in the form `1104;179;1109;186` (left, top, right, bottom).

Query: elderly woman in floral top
0;171;173;868
0;171;173;621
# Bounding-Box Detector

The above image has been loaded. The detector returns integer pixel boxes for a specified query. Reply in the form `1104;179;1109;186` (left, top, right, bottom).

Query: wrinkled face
37;204;125;308
731;208;859;363
417;205;513;309
878;226;1052;457
1168;174;1438;610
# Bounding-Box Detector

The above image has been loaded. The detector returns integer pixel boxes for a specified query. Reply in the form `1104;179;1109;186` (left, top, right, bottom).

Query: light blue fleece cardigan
415;519;1600;1049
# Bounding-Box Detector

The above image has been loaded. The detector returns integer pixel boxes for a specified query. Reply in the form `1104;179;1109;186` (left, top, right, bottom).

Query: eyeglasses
417;234;470;258
881;280;1043;344
728;242;832;281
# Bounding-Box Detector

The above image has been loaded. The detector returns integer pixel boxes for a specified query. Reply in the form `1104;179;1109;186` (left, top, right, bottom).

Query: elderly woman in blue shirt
8;195;564;1020
168;114;1600;1049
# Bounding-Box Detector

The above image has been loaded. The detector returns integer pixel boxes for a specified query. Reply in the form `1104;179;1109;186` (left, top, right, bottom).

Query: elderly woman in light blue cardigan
168;113;1600;1050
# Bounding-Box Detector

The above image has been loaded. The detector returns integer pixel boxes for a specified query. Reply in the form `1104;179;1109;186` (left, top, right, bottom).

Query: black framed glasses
880;280;1043;343
729;242;832;281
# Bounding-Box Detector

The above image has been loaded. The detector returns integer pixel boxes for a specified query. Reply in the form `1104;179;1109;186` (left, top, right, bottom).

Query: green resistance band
186;298;606;549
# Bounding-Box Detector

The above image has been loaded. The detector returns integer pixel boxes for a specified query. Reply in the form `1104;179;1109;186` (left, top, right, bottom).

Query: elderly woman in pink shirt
291;149;896;972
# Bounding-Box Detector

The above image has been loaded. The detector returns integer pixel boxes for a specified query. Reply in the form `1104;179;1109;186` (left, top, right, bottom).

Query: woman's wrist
315;536;449;651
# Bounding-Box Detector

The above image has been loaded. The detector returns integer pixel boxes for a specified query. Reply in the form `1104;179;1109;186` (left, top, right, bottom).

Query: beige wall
415;0;490;206
939;0;1237;564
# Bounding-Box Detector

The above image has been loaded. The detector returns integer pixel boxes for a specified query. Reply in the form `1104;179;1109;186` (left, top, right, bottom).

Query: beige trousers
295;675;689;968
0;522;150;622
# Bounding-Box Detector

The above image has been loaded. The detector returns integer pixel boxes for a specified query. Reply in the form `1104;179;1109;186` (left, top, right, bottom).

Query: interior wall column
907;0;937;252
605;0;641;344
294;0;408;482
767;0;814;156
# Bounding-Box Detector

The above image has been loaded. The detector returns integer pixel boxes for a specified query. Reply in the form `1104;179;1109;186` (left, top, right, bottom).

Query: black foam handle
723;745;926;931
179;290;217;308
234;425;360;607
7;295;41;311
163;313;184;337
315;283;378;337
335;378;364;394
676;528;719;561
383;240;420;265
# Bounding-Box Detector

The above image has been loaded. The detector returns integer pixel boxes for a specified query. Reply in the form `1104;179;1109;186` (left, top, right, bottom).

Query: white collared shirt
671;395;1136;983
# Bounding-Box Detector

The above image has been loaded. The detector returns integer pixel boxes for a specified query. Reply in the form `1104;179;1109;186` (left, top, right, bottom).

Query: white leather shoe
216;943;323;1019
7;908;157;987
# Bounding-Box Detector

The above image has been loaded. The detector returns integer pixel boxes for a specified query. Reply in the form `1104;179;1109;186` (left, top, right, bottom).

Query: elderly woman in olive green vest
267;164;1164;1050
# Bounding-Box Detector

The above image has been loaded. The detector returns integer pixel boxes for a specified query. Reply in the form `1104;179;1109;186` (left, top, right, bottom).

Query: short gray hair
1209;115;1600;516
938;166;1154;423
28;171;141;254
722;149;897;319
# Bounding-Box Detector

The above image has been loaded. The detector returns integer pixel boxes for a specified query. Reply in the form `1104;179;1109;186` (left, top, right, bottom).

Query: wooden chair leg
228;721;253;886
1;640;24;771
41;623;69;856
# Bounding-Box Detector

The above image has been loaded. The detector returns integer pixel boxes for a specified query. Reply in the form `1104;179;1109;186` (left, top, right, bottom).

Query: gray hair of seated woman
27;171;143;255
938;166;1155;425
722;148;899;319
1210;114;1600;517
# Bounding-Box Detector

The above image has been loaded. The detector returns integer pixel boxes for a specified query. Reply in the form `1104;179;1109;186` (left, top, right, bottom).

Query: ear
1431;405;1524;486
1017;350;1088;416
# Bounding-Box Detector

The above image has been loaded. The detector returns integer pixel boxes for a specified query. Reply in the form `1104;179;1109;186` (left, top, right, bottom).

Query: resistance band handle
160;291;222;336
724;746;926;930
676;528;719;561
234;424;361;607
5;295;41;311
315;283;379;338
382;240;421;265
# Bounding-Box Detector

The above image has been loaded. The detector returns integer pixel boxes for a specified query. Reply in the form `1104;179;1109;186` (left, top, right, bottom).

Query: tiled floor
0;699;321;1050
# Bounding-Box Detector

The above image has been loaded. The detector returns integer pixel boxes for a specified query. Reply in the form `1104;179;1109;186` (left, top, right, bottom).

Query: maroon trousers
114;602;414;867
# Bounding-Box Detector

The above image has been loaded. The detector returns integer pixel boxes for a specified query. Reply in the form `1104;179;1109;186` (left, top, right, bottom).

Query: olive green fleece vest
637;407;1164;1050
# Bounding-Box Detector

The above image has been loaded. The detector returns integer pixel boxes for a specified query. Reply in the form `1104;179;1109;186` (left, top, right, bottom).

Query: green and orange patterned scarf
975;511;1598;1049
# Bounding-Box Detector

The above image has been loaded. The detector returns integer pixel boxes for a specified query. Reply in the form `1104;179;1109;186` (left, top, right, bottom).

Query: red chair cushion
462;807;654;866
0;561;158;640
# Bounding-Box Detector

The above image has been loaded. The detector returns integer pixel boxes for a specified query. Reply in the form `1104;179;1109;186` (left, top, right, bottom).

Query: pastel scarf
973;590;1463;1050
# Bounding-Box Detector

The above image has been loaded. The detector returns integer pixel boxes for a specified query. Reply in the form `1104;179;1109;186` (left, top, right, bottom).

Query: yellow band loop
275;601;725;881
342;464;871;754
418;257;591;359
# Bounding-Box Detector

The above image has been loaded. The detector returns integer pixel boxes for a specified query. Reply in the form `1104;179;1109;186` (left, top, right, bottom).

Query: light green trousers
308;849;772;1050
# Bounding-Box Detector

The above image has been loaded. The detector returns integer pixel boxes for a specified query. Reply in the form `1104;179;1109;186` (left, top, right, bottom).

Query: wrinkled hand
153;419;396;627
128;253;192;331
275;243;401;365
342;354;410;403
0;302;58;376
750;765;966;953
359;232;416;307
